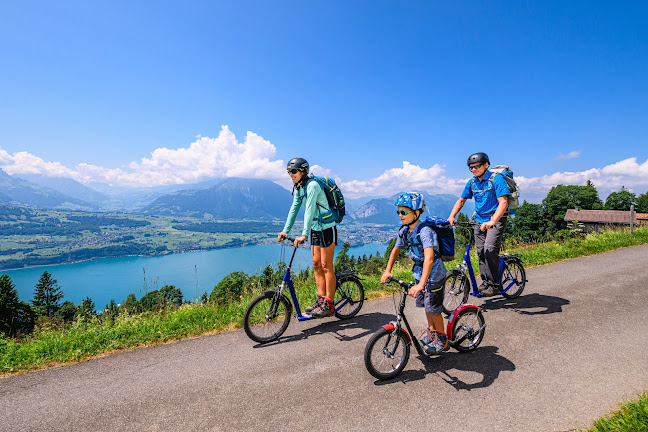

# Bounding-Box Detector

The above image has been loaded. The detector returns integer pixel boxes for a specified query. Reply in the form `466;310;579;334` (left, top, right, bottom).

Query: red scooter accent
381;323;413;345
446;303;483;342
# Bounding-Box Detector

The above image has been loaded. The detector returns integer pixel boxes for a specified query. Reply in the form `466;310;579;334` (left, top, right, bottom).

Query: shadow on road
480;292;570;315
251;311;395;348
373;345;515;390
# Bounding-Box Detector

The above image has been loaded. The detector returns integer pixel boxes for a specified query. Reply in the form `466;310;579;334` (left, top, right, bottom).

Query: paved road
2;244;648;432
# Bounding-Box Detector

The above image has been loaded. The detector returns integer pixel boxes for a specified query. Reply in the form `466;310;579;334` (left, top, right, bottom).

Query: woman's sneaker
304;295;323;314
311;298;334;318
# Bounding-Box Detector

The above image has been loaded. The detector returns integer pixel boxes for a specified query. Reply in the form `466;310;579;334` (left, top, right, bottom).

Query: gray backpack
471;165;520;214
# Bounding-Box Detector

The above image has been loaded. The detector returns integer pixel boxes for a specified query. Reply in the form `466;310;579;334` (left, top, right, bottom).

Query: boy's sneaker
304;295;323;314
419;328;439;347
424;335;449;355
311;298;334;318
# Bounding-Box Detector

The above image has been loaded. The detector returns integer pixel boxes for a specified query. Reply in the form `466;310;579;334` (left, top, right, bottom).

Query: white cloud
0;125;288;187
337;158;648;204
0;150;85;179
1;127;647;204
515;157;648;203
555;150;581;160
339;161;466;199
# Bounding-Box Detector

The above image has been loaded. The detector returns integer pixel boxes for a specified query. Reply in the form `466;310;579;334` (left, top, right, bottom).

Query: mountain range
0;169;92;210
351;193;475;225
1;169;471;222
140;178;294;219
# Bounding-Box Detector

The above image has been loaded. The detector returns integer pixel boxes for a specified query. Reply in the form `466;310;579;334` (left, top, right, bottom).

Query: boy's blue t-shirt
461;170;510;223
395;225;447;284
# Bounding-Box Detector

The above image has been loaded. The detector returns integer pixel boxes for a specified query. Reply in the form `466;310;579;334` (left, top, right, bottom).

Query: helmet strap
404;211;421;227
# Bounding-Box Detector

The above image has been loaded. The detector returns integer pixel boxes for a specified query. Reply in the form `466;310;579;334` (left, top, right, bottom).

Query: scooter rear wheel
450;306;485;352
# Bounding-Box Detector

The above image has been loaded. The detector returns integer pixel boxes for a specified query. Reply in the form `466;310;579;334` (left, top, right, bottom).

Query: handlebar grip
385;277;411;288
280;236;297;244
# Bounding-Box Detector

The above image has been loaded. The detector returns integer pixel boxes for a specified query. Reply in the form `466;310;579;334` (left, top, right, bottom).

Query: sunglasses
287;169;300;174
469;163;483;171
396;209;414;216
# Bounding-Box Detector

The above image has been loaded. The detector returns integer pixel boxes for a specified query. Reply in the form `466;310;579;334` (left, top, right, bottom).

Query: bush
553;229;572;243
55;301;78;322
140;285;184;312
210;271;249;305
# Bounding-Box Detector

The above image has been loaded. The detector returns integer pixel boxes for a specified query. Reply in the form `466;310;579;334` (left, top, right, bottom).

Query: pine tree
32;271;64;317
79;296;96;316
0;274;20;336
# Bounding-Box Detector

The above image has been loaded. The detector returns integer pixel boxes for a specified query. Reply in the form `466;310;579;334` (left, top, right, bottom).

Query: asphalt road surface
2;244;648;432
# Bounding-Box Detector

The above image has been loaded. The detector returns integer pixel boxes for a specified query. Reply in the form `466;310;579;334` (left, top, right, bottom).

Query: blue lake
4;243;387;309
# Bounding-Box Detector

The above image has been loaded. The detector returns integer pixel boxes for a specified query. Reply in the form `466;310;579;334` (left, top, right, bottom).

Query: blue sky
0;1;646;203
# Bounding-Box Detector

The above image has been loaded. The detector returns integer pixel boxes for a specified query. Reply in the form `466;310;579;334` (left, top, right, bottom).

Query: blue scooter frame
442;221;527;314
243;237;365;343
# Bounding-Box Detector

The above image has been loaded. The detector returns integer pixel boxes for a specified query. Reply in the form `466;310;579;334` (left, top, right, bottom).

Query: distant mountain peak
140;177;292;220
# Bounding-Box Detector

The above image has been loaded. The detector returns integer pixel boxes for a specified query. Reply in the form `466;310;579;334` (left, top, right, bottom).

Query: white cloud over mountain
1;126;287;187
1;126;647;203
338;161;466;199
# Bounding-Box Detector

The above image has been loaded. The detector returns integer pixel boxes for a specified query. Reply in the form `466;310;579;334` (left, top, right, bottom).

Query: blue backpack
309;176;346;224
398;216;455;262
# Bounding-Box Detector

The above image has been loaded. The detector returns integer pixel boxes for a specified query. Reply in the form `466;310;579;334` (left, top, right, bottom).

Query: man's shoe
304;295;323;314
479;284;499;297
311;298;334;318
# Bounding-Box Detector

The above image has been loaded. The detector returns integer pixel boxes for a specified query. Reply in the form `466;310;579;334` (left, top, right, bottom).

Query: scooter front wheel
364;327;411;380
243;291;292;343
442;270;470;315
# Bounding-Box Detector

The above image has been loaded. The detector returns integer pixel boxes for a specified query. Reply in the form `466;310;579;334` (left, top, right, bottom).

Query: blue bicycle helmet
394;192;426;213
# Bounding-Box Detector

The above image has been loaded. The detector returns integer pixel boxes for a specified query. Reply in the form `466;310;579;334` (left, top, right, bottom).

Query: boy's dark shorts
310;226;338;248
415;280;444;315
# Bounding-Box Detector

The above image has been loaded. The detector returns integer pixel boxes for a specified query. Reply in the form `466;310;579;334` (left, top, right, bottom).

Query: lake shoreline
0;238;390;272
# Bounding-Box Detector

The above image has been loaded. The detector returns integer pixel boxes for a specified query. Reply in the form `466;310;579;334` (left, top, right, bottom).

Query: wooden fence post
630;204;635;236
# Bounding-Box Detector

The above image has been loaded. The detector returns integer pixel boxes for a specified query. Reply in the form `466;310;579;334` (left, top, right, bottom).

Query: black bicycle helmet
467;152;490;166
287;157;309;173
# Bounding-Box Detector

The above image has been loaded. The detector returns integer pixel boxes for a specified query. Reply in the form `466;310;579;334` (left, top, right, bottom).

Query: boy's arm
381;246;401;283
409;247;434;297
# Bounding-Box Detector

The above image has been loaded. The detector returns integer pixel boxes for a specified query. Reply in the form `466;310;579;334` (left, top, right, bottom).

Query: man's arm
480;196;508;230
448;197;467;225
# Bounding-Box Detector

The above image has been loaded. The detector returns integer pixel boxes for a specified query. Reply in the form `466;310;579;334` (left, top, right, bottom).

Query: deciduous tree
636;192;648;213
604;187;637;211
509;202;546;242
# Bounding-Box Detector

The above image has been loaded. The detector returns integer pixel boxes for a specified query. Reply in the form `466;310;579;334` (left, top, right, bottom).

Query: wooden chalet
564;209;648;233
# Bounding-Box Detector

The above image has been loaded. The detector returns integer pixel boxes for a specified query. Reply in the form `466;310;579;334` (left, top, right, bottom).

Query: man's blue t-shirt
395;225;447;284
461;171;510;223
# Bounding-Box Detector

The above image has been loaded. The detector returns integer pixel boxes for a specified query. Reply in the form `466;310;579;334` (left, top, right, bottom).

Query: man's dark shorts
310;226;338;248
415;280;444;315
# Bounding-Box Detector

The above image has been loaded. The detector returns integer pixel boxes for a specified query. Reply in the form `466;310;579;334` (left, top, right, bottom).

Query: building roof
564;209;648;223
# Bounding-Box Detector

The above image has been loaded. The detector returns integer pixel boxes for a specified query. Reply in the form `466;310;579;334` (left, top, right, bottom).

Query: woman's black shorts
310;226;338;248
